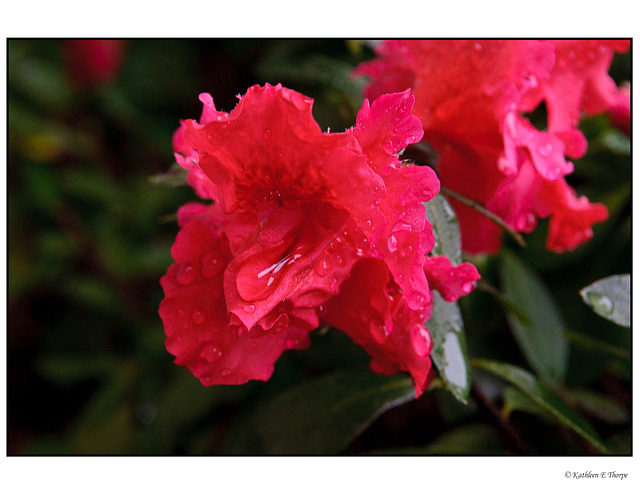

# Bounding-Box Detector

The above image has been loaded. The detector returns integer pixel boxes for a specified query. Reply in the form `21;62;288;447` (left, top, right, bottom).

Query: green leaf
580;274;630;328
473;360;608;453
429;292;471;404
564;329;630;360
500;251;568;385
424;193;462;263
373;423;507;454
424;193;472;403
568;388;630;425
253;367;415;454
502;386;556;422
149;162;189;188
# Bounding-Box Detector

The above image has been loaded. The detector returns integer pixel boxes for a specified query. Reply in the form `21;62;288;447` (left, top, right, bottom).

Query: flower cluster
354;40;630;254
160;84;479;396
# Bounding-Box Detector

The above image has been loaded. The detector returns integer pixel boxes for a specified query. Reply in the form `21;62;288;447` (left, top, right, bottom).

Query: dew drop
221;368;231;377
514;212;536;231
236;247;293;301
176;263;196;285
244;304;256;314
315;256;332;277
369;318;388;343
230;325;244;338
387;234;398;253
285;338;298;349
462;281;476;294
538;142;553;157
586;292;614;315
201;252;224;278
399;245;413;258
410;323;433;357
191;309;206;325
200;343;223;363
407;291;427;311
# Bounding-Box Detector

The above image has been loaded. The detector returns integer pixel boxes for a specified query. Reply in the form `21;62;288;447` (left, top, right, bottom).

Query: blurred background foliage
6;39;631;455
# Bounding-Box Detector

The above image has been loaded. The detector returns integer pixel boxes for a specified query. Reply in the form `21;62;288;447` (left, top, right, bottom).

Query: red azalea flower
159;84;479;395
354;40;628;254
607;82;631;137
63;40;126;88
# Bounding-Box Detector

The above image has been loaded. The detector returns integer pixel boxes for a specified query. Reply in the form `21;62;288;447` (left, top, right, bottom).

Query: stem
441;187;526;248
470;381;534;455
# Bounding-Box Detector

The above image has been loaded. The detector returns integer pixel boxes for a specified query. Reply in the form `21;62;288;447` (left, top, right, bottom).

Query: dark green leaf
502;386;555;422
564;329;630;360
429;292;471;404
500;251;568;385
373;423;507;455
473;360;608;453
580;274;630;328
253;367;415;454
569;388;630;425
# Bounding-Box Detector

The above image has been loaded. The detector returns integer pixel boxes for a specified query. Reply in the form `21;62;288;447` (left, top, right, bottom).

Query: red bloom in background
355;40;629;254
160;84;479;395
63;40;127;88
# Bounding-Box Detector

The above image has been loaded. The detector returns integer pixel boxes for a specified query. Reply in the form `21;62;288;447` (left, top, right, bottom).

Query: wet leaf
580;274;630;328
429;292;470;404
473;360;608;453
253;367;415;454
424;193;462;264
500;251;568;385
424;193;471;403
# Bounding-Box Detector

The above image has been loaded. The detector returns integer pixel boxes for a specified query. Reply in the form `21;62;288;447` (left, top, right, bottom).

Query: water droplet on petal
370;318;388;343
407;291;427;311
387;234;398;253
462;281;476;294
201;252;224;278
474;42;483;50
285;338;298;349
514;212;537;231
176;263;196;285
244;304;256;314
236;247;294;301
410;323;433;357
538;143;554;157
315;256;332;277
221;368;231;377
399;245;413;258
200;343;223;363
192;309;206;325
